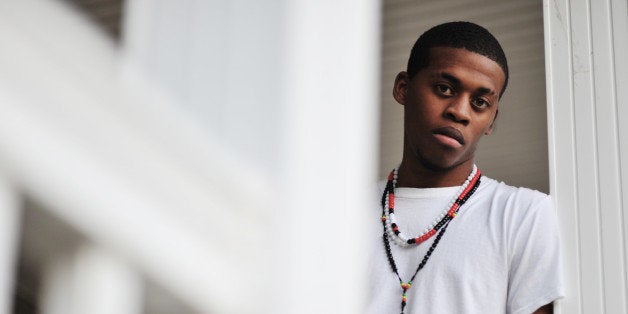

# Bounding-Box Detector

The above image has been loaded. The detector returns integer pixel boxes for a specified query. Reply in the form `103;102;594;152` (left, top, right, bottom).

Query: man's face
394;47;505;172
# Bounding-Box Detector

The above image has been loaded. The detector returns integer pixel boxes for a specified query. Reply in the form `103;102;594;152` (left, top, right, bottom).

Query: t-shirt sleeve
507;193;564;314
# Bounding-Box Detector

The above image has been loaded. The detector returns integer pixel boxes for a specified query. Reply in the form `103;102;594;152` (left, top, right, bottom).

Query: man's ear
392;72;410;105
485;109;499;135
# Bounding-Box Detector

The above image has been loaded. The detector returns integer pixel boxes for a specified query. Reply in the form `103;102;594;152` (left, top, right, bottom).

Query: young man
368;22;563;313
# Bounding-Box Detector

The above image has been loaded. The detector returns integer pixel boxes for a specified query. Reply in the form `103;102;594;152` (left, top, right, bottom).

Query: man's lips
432;127;465;146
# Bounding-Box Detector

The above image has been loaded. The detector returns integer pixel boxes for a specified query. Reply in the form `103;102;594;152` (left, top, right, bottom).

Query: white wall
544;0;628;312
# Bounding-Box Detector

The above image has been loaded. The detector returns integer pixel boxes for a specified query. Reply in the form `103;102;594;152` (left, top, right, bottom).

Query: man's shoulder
479;176;551;210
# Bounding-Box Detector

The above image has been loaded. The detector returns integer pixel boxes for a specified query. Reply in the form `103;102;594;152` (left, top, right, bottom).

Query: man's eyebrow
438;72;461;86
437;72;497;96
476;86;497;96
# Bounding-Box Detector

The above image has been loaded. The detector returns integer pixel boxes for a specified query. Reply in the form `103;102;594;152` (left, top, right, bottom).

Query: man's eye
472;98;490;108
435;84;453;96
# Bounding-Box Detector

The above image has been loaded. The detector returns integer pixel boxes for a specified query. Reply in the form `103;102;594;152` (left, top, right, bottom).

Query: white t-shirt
367;176;564;314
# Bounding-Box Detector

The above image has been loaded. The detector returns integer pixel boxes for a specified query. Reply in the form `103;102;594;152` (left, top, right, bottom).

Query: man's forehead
422;47;505;94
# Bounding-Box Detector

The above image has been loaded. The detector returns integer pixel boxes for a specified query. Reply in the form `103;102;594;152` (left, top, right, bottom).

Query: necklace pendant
400;292;408;314
400;284;410;313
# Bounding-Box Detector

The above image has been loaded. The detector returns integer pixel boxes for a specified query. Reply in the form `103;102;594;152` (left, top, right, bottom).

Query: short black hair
407;21;509;98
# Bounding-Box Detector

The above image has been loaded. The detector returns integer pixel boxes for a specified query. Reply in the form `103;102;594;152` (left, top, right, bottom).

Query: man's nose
443;96;471;125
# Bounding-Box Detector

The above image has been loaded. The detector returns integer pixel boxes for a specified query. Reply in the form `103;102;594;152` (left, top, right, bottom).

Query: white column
0;177;19;314
41;245;142;314
277;1;381;313
544;0;628;313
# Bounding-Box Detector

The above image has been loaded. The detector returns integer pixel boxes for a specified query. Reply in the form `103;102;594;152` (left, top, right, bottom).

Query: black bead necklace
380;168;482;314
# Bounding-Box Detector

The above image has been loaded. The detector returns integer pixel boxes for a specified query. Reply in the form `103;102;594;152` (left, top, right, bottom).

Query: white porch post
277;1;381;313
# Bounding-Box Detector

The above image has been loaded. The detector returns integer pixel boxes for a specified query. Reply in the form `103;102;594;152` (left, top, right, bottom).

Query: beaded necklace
380;166;482;314
382;165;479;247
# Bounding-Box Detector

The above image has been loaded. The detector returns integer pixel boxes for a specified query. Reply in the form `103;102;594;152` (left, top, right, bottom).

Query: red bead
417;230;436;244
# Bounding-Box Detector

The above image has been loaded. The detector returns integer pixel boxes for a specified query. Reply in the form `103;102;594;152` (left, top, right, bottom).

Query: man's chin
418;155;472;173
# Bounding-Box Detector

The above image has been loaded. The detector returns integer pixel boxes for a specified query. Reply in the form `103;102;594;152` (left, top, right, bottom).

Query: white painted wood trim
544;0;628;312
544;1;579;311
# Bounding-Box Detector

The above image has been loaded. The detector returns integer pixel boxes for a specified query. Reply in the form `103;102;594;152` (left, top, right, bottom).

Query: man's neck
395;160;475;188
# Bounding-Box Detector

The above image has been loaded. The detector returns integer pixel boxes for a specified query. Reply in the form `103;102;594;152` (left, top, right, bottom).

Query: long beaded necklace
380;166;482;314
